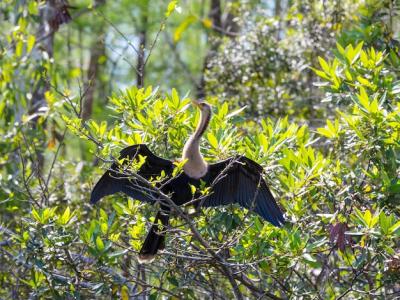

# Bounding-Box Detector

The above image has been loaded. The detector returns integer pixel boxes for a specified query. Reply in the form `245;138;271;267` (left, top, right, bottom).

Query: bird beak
191;99;201;108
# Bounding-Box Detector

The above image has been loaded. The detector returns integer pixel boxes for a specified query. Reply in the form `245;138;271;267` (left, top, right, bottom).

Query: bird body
90;100;284;263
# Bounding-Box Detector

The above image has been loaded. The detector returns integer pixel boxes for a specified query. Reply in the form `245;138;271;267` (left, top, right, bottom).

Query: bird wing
200;156;285;227
90;144;174;204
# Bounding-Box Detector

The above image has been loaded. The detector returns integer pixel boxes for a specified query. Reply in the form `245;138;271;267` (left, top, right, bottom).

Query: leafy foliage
0;0;399;299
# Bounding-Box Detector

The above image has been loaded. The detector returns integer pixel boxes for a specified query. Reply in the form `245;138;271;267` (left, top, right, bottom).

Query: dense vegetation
0;0;399;299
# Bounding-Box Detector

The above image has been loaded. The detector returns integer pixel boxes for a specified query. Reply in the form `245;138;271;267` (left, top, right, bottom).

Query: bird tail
138;211;169;264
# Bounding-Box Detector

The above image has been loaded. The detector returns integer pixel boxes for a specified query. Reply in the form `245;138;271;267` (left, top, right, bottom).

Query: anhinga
91;100;284;263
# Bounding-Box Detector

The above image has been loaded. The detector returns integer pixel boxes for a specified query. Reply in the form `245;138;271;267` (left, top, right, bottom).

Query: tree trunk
81;0;106;120
81;33;106;120
197;0;238;98
136;6;149;88
197;0;222;98
209;0;222;29
136;30;147;88
31;2;56;119
30;0;71;172
32;0;71;117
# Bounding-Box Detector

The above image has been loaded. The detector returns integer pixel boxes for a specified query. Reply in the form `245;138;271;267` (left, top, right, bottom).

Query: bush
2;68;399;297
0;0;399;298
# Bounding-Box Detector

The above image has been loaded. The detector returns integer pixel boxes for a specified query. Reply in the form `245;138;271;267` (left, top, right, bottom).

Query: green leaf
58;207;72;225
219;102;229;118
357;86;370;110
354;208;368;227
99;121;107;137
121;285;129;300
89;120;100;134
174;15;196;42
363;210;372;227
389;221;400;234
27;35;35;53
258;133;269;151
28;1;39;14
165;1;178;17
167;276;179;287
100;222;108;234
318;57;330;74
32;208;41;223
379;212;392;235
336;42;345;55
360;50;369;67
369;98;379;113
189;184;196;195
311;67;331;80
389;183;400;193
317;128;334;138
171;88;180;108
357;76;373;88
96;236;105;251
326;120;335;134
344;69;353;81
207;132;218;149
344;44;354;64
15;40;23;57
351;41;364;64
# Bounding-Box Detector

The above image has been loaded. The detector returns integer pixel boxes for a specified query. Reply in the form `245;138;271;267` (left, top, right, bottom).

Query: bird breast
183;159;208;179
182;136;208;179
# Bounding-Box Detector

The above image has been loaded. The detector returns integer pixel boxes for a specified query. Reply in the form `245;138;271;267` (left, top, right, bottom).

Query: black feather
90;144;174;204
201;156;285;227
90;171;118;204
90;144;285;261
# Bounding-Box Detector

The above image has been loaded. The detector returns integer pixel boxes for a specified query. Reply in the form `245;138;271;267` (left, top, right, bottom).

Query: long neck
193;107;211;140
182;106;211;178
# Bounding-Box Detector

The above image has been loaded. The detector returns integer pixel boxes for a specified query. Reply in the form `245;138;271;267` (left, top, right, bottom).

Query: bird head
191;99;211;112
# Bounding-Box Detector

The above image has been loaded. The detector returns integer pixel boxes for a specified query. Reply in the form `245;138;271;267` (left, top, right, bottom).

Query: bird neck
182;105;211;179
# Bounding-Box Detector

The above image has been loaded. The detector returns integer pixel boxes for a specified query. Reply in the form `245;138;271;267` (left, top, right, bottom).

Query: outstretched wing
90;144;174;204
201;156;285;227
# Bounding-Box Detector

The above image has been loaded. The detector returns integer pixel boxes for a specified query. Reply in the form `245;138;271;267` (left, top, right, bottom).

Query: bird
90;99;285;263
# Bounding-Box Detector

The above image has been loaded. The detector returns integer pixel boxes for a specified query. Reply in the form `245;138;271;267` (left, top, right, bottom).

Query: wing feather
201;156;284;227
90;144;174;204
